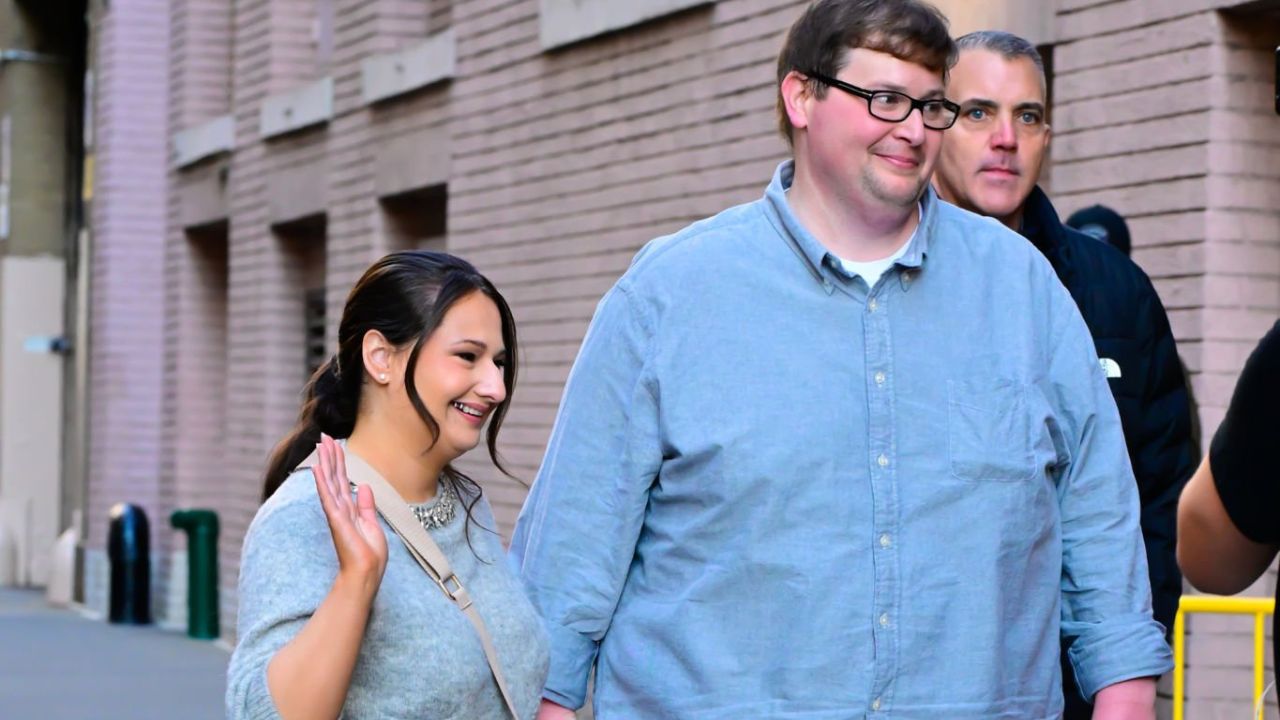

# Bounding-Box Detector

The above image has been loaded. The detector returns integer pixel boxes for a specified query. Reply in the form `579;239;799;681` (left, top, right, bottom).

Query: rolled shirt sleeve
1049;298;1175;700
509;282;663;710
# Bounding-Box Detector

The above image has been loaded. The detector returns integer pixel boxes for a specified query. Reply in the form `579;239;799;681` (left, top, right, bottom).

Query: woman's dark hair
262;251;519;533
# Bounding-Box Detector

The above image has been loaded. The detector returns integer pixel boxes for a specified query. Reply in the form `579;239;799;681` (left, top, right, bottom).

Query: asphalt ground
0;587;227;720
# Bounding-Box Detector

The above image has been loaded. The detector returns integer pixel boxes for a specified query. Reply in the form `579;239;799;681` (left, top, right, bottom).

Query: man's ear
362;330;397;385
780;70;815;132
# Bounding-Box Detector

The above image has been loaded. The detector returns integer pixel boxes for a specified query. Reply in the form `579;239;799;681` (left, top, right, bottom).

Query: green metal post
170;509;219;639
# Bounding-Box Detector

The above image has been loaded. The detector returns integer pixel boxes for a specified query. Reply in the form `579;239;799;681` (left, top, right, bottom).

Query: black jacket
1021;186;1198;633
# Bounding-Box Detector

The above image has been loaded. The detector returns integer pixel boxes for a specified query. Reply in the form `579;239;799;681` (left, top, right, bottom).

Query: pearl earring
379;374;387;382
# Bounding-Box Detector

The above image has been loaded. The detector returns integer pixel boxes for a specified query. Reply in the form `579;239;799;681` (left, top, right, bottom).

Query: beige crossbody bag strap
298;449;521;720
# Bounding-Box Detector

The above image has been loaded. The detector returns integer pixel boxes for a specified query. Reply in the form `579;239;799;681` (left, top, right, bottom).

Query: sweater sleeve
225;472;340;720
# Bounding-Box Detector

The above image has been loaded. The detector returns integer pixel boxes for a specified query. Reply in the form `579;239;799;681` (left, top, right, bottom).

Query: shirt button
871;697;882;711
879;612;890;626
877;454;889;468
879;533;892;548
868;298;878;312
874;371;886;386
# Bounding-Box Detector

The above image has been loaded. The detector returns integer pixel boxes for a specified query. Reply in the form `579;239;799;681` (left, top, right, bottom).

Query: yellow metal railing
1172;594;1275;720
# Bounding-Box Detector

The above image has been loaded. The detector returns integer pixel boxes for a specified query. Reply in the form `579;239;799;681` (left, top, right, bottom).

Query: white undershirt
835;205;921;287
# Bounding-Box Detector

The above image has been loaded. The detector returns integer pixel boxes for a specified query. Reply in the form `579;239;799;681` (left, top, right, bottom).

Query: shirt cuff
541;620;600;710
1065;613;1174;702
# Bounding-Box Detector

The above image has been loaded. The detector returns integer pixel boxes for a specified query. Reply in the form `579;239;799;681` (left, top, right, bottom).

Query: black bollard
107;503;151;625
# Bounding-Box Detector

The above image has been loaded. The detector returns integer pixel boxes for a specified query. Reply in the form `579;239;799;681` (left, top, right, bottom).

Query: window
539;0;713;50
304;287;326;378
381;183;447;253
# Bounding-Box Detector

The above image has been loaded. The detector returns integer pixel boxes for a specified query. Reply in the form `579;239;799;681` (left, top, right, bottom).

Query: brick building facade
73;0;1276;716
1048;4;1279;716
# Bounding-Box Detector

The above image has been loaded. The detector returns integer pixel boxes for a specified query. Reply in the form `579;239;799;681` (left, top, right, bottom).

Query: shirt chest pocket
947;378;1036;482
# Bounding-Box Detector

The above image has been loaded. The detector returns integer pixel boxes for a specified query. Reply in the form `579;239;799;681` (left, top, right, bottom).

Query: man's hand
536;699;577;720
1092;677;1156;720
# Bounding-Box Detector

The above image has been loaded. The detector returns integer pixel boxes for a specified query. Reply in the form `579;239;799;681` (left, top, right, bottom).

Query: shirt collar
763;160;937;286
1018;185;1058;254
1018;185;1073;283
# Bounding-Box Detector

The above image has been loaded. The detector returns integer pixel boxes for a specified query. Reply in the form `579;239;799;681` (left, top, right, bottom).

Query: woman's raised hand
314;433;388;596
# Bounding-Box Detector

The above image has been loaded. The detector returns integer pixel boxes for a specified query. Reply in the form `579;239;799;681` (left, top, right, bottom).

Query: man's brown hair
775;0;957;145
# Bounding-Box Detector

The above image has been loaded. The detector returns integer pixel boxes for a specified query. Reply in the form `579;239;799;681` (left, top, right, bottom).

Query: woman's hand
314;433;388;597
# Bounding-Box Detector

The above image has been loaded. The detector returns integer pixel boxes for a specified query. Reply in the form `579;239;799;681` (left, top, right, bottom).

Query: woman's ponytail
261;355;360;500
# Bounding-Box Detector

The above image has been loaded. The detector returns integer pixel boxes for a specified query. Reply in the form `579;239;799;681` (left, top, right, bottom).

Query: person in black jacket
1067;204;1132;257
932;30;1199;719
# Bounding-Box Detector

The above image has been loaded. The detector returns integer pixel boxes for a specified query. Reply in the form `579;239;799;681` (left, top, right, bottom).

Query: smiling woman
260;251;518;506
226;251;549;720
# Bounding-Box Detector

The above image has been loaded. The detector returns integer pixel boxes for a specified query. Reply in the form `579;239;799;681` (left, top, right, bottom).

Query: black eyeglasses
807;72;960;130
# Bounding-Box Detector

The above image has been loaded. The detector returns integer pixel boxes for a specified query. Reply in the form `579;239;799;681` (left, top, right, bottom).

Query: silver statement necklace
407;480;457;531
348;476;457;531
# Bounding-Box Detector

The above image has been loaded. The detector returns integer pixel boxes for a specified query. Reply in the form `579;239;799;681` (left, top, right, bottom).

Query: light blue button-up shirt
510;161;1173;719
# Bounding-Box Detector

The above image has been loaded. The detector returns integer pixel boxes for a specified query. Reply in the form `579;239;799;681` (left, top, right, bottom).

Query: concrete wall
0;0;74;589
0;257;65;586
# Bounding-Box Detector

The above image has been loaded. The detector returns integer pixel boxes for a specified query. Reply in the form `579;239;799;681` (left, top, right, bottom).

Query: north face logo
1100;358;1122;379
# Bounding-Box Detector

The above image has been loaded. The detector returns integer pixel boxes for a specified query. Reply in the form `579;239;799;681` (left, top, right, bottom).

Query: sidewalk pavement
0;587;227;720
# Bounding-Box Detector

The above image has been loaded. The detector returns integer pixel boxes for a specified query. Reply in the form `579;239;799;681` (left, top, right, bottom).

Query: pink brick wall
169;0;233;132
161;0;237;631
86;0;170;567
1053;1;1278;716
449;0;805;525
269;0;323;87
184;0;812;634
1052;0;1280;420
81;0;175;622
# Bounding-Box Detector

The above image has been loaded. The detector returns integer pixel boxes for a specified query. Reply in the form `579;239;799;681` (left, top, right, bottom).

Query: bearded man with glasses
513;3;1172;719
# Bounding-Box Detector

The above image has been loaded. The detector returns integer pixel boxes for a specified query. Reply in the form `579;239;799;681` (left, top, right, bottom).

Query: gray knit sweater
226;469;549;719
